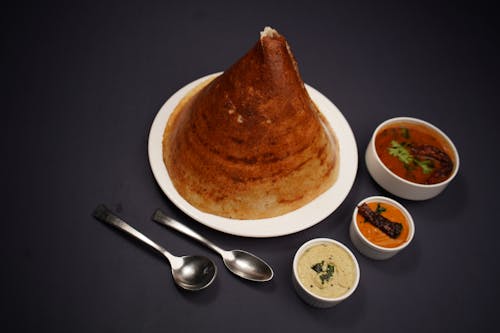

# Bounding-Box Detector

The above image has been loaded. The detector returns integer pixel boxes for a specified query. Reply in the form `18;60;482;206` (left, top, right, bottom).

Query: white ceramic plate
148;73;358;237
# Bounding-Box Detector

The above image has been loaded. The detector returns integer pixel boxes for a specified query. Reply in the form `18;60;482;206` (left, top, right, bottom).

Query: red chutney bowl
365;117;459;200
350;196;415;260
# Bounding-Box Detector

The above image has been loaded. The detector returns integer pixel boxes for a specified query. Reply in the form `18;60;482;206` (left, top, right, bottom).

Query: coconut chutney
297;242;357;298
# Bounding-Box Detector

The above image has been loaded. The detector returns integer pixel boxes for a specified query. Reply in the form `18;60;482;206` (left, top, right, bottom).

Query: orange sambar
356;201;409;248
374;122;455;185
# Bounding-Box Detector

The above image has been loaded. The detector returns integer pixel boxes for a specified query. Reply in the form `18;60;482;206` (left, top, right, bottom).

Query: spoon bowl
153;209;274;282
172;255;217;290
222;250;274;282
93;205;217;291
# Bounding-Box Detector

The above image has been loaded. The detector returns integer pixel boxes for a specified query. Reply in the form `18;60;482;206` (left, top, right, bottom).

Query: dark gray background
3;0;499;332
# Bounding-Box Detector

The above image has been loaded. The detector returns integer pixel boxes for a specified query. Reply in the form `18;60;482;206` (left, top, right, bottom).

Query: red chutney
375;122;455;185
356;201;409;248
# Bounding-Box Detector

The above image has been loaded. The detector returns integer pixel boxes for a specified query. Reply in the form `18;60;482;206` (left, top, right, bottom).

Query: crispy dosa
163;27;338;219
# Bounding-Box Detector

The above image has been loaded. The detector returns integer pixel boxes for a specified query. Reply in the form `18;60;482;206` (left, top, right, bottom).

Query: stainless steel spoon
152;209;274;282
93;205;217;291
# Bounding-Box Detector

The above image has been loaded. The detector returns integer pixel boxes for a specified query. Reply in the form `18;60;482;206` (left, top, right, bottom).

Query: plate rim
148;73;358;237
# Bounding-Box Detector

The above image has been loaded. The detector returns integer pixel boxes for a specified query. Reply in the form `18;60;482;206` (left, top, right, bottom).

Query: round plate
148;73;358;237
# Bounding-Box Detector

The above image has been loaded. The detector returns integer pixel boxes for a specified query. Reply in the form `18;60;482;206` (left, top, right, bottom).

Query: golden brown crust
163;29;338;219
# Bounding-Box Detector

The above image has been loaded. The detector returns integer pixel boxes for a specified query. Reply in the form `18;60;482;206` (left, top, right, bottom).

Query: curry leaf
320;264;335;284
311;262;323;273
375;203;387;215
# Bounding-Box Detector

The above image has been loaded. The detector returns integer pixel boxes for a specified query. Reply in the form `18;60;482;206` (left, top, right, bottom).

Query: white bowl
365;117;459;200
292;238;360;308
350;196;415;260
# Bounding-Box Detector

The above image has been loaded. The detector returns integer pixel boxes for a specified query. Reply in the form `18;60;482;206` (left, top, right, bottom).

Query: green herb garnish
311;262;335;284
401;127;410;139
388;140;434;174
311;261;324;274
320;264;335;284
388;140;413;164
414;159;434;174
375;203;387;215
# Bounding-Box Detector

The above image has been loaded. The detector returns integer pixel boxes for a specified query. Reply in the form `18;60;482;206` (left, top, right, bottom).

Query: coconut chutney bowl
350;196;415;260
292;238;360;308
365;117;459;200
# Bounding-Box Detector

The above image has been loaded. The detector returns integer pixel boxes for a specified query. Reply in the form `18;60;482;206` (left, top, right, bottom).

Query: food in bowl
293;238;359;307
365;117;459;200
350;196;415;260
162;27;339;219
355;201;410;248
297;243;357;298
374;121;455;185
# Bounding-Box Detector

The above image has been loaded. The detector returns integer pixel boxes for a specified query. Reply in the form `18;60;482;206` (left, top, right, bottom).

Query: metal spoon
152;209;274;282
93;205;217;291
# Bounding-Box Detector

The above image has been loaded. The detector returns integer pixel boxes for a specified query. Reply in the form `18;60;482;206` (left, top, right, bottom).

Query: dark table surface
3;1;499;332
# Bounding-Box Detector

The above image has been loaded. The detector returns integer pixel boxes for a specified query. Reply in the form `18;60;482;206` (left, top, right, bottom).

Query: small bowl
350;196;415;260
365;117;459;200
292;238;360;308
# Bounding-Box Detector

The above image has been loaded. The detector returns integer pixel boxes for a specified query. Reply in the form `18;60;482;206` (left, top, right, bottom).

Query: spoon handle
93;205;174;261
152;209;224;254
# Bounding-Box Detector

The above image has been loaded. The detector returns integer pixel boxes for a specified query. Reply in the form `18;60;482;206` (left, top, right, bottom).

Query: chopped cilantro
388;140;434;174
388;140;413;165
415;159;434;174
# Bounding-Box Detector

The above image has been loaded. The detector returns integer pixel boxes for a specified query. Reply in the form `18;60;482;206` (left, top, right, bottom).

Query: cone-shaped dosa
163;27;339;219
